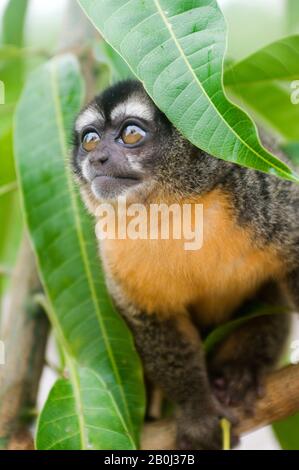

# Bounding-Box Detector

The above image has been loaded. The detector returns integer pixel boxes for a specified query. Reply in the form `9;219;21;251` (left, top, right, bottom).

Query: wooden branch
141;363;299;450
0;235;49;449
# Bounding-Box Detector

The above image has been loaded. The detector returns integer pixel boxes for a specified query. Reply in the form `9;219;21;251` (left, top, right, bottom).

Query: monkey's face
72;81;174;208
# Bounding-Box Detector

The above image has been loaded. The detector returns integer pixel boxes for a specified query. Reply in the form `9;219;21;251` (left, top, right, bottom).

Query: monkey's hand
210;361;265;415
176;401;238;450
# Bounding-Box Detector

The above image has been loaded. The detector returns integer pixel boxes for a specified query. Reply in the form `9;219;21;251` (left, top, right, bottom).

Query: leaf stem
0;182;18;197
220;418;231;451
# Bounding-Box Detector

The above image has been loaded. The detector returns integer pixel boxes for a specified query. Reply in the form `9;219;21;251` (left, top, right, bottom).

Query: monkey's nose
88;153;109;164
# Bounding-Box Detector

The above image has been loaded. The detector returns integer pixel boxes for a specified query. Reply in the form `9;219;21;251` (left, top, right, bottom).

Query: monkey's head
72;80;227;212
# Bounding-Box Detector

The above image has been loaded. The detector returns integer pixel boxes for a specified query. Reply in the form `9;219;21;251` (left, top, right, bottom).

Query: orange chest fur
100;190;283;325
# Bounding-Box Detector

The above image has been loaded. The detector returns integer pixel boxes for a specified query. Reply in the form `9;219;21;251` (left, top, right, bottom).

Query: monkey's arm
125;312;234;450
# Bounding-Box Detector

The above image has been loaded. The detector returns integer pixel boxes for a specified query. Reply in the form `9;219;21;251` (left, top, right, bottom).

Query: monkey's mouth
91;174;142;199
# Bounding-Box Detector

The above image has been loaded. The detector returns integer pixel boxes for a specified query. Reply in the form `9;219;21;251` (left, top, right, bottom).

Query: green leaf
78;0;298;182
15;54;145;450
273;414;299;450
36;367;139;450
204;303;289;354
224;35;299;141
2;0;29;47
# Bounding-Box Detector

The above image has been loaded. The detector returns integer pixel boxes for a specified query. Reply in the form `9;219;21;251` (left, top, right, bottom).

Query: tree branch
141;363;299;450
0;235;49;449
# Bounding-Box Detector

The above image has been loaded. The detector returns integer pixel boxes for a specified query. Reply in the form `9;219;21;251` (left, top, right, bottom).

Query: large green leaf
36;367;139;450
224;35;299;141
15;54;145;449
78;0;297;182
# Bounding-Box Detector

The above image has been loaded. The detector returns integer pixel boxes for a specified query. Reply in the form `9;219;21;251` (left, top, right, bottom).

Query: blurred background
0;0;299;450
0;0;295;59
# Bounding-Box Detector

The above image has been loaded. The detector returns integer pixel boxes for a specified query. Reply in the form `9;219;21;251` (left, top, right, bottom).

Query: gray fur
72;80;299;450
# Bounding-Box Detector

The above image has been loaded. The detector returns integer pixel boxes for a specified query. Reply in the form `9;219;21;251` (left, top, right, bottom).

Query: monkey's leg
127;313;236;450
207;311;291;413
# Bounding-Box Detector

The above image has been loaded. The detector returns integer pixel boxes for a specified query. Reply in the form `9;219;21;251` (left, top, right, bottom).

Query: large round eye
81;131;100;152
121;124;146;145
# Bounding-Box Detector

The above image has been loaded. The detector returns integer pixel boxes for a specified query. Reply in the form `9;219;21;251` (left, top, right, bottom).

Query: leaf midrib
86;368;137;449
67;358;87;449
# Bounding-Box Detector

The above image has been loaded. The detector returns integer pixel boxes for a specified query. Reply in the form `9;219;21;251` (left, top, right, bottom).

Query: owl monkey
72;80;298;450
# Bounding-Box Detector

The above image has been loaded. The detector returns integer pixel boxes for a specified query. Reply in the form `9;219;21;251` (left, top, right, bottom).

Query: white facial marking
82;158;97;182
127;154;144;173
75;106;103;133
82;159;90;181
110;98;153;121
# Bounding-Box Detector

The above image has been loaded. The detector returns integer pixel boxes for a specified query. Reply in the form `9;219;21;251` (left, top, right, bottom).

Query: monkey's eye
81;131;100;152
120;124;146;145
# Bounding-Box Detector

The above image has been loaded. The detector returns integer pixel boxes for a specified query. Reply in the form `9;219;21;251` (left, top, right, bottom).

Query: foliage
78;0;297;183
15;55;145;450
273;414;299;450
225;35;299;141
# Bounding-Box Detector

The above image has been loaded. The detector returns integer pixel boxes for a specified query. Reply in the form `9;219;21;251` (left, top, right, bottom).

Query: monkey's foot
210;362;265;414
176;403;239;450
